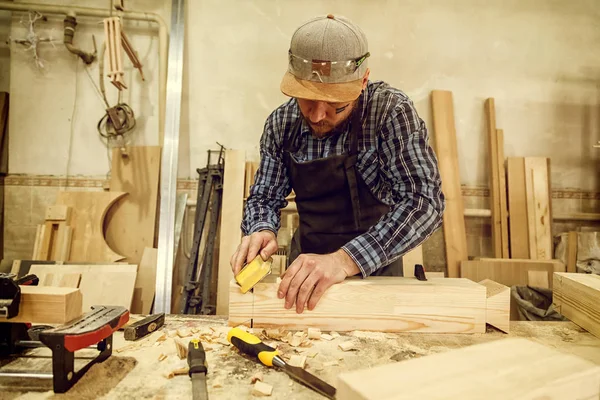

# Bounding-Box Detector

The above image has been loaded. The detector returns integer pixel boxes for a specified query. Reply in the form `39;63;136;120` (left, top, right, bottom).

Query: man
231;14;445;314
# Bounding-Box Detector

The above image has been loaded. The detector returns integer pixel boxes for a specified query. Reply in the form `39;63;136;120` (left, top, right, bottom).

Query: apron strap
344;102;364;229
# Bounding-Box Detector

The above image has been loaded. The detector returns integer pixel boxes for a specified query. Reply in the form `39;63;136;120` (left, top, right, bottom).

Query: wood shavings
289;335;303;347
156;332;167;342
294;331;305;337
299;339;312;348
252;381;273;396
191;327;200;334
338;341;356;352
212;377;224;388
282;332;292;343
216;338;230;346
330;331;340;338
323;360;339;367
251;371;264;384
174;338;188;359
158;353;167;362
177;328;191;338
288;355;307;368
115;343;137;353
320;333;334;341
307;328;321;339
167;330;178;338
164;367;189;379
307;351;319;358
262;328;285;340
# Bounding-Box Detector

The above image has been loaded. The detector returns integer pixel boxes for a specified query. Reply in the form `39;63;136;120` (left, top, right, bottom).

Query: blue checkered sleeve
341;102;445;276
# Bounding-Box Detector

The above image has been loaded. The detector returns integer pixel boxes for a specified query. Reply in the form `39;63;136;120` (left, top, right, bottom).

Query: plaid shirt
242;80;445;276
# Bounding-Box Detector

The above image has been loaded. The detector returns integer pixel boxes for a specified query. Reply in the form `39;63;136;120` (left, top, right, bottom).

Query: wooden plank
485;98;502;258
402;245;423;277
461;258;565;289
58;273;82;288
45;205;71;221
132;247;158;314
54;225;72;261
336;338;600;400
528;270;549;288
28;264;137;311
524;157;552;260
105;146;161;265
229;277;486;333
553;272;600;339
56;191;127;262
38;221;54;261
496;129;509;258
32;224;44;260
479;279;509;333
506;157;530;258
2;286;83;324
216;150;246;315
567;231;578;273
431;91;468;277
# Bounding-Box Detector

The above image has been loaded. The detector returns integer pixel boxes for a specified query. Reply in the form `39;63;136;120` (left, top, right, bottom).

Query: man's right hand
230;230;278;275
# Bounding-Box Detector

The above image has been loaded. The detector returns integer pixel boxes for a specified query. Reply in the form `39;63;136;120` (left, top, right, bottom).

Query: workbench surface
2;316;600;399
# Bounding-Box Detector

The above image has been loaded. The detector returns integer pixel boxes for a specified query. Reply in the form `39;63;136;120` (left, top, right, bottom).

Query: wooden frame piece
485;98;503;258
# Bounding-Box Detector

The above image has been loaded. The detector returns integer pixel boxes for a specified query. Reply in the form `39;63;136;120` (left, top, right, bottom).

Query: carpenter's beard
301;102;357;138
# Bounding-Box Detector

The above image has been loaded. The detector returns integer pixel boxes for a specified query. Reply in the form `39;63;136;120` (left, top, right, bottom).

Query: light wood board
401;245;423;277
229;277;486;333
105;146;161;265
524;157;552;260
496;129;509;258
336;338;600;400
528;270;549;288
56;191;127;262
567;231;578;273
485;98;503;258
431;90;467;277
216;150;246;315
36;272;81;288
479;279;509;333
553;272;600;339
131;247;158;314
461;258;565;288
3;286;83;324
28;264;137;311
507;157;530;258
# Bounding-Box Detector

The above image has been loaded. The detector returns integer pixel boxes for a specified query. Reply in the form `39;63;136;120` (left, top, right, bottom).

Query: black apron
283;98;403;277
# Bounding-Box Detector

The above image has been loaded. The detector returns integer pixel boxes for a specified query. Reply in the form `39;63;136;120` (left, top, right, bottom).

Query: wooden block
425;271;445;279
28;264;137;311
461;259;564;288
307;328;321;339
216;150;246;315
105;146;161;265
485;98;502;258
56;191;127;262
336;338;600;400
3;286;83;324
431;91;468;277
528;270;549;289
507;157;530;258
174;338;188;359
567;231;578;273
553;273;600;339
131;247;158;314
320;333;334;341
288;355;307;368
496;129;509;258
401;245;423;278
252;381;273;397
45;205;71;221
338;341;356;352
479;279;509;333
229;277;486;333
524;157;552;260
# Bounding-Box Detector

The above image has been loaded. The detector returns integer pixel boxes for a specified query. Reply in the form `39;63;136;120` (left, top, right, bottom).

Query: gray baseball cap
281;14;370;103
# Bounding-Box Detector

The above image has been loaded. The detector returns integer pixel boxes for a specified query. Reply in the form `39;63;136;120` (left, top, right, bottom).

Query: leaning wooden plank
229;277;486;333
2;286;83;324
485;98;502;258
336;338;600;400
105;146;161;265
461;259;564;289
131;247;158;314
496;129;509;258
479;279;509;333
56;191;127;262
567;231;578;273
524;157;552;260
401;245;423;278
506;157;530;258
528;270;549;289
216;150;246;315
431;91;468;277
553;273;600;339
29;264;137;311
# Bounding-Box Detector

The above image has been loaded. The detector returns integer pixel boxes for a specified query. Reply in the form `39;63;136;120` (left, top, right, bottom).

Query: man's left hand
277;250;360;313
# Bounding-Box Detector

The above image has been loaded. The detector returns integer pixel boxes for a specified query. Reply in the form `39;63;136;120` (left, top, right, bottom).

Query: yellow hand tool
234;255;273;293
227;327;336;399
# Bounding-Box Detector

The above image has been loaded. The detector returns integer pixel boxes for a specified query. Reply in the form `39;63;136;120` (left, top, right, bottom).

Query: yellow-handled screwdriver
227;327;336;399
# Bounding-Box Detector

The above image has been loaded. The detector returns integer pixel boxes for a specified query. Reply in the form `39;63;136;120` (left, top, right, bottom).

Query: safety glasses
288;51;370;82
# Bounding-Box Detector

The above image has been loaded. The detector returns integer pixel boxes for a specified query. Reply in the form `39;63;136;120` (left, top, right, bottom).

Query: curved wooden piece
56;191;128;262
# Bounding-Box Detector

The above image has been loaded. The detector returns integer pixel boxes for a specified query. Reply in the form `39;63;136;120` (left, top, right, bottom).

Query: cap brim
280;71;362;103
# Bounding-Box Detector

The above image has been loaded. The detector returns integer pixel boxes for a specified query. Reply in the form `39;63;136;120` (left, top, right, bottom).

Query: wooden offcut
485;98;503;258
131;247;158;314
524;157;552;260
105;147;161;265
461;258;565;288
507;157;530;258
4;286;83;324
56;191;127;262
216;150;246;315
553;272;600;339
479;279;509;333
336;338;600;400
431;91;468;277
229;277;486;333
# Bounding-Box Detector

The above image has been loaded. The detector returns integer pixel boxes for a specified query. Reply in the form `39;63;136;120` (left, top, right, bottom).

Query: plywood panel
485;98;502;258
336;338;600;400
105;146;161;265
461;259;564;288
4;286;83;324
524;157;552;260
229;277;486;333
216;150;246;315
431;91;467;277
131;247;158;314
507;157;530;258
553;273;600;339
